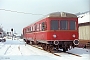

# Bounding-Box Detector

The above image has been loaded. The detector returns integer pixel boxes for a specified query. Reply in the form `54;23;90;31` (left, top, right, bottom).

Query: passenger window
42;22;46;31
35;25;37;31
30;27;31;32
60;20;68;30
28;28;29;32
24;29;26;33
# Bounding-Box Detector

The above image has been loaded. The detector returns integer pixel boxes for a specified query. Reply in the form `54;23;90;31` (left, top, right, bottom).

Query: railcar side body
23;12;79;52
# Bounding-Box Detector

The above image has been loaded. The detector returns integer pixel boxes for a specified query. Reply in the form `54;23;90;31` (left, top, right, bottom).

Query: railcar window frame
31;26;33;32
39;23;42;31
37;24;39;31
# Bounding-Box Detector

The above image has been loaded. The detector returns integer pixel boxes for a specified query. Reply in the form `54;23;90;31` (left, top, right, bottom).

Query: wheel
48;45;54;53
26;41;29;44
42;44;45;50
29;41;32;45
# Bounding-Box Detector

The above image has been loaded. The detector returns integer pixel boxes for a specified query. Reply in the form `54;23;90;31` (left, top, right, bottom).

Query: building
79;22;90;40
78;12;90;48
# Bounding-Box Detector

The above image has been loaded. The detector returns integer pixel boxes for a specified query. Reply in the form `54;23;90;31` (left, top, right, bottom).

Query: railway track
66;52;82;57
31;45;61;57
0;43;11;55
4;45;11;55
30;45;82;57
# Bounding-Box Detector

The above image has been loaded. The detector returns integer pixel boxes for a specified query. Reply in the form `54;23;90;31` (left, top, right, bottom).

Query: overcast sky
0;0;89;34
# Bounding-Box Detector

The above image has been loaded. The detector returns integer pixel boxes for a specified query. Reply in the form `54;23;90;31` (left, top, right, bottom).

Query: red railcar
23;12;79;52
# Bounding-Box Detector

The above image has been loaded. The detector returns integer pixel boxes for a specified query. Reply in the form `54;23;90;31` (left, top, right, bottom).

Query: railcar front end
41;12;79;52
46;20;79;51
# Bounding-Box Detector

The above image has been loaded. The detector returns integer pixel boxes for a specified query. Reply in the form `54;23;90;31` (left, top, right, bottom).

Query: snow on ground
0;39;90;60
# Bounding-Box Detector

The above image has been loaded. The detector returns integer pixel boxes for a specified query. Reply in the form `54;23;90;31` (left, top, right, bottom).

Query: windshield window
50;20;76;30
60;20;68;30
70;21;76;30
50;20;59;30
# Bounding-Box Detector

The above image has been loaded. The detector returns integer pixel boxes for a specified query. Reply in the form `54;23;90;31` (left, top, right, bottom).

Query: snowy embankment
0;39;90;60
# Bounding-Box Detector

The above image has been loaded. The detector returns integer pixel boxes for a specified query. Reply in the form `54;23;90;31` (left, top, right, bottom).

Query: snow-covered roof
78;12;90;23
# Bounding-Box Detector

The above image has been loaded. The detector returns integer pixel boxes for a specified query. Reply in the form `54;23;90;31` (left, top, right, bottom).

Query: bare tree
0;26;6;37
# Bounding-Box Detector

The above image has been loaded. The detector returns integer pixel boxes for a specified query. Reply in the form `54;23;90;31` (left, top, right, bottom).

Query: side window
28;28;29;32
26;28;28;32
40;24;42;31
35;25;37;31
42;22;46;31
70;21;76;30
25;29;26;33
24;29;26;34
60;20;68;30
30;27;31;32
33;25;35;32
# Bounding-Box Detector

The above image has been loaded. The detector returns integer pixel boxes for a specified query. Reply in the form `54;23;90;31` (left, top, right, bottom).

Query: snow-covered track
65;52;82;57
30;45;82;57
30;45;61;57
4;45;11;55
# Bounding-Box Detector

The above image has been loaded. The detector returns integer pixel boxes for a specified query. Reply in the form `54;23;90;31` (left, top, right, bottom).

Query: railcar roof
44;12;77;18
23;12;77;29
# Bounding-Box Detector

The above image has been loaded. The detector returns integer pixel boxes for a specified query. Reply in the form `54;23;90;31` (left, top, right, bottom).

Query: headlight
72;34;75;38
53;34;57;38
